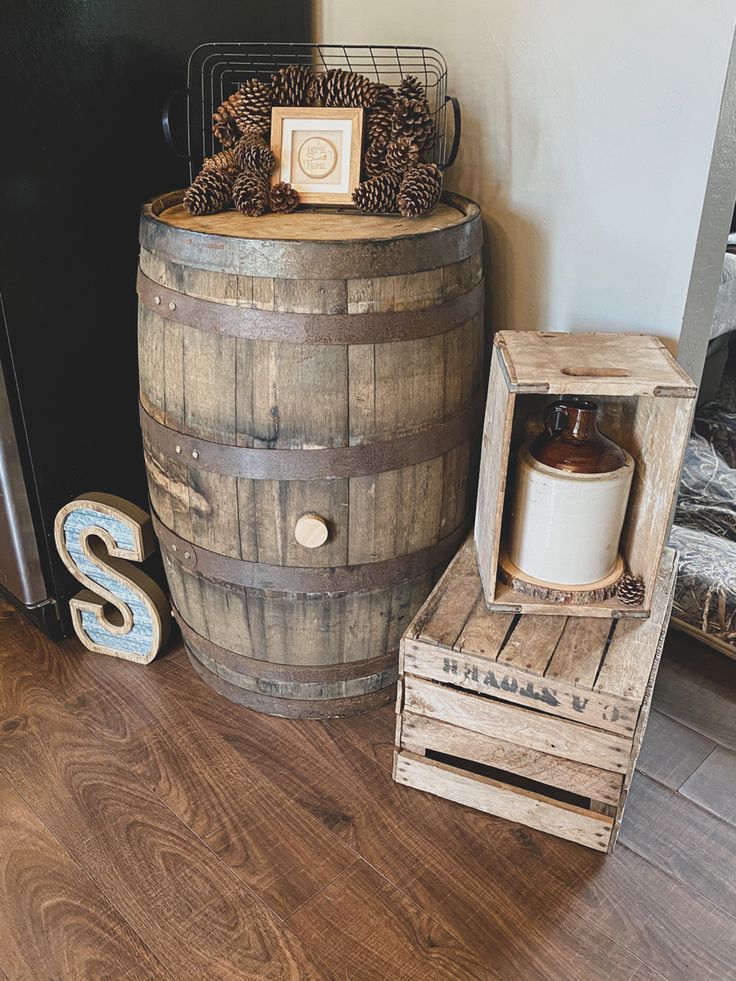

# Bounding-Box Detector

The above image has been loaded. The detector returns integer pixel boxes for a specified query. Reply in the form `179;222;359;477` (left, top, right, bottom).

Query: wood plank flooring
0;604;735;980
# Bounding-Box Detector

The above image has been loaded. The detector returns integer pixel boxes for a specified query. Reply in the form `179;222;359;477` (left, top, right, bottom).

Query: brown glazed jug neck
529;398;627;474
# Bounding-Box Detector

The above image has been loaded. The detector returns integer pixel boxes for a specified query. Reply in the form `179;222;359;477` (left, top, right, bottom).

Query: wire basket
163;43;461;187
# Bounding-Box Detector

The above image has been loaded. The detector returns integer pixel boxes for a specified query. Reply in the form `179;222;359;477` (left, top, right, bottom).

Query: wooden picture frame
270;107;364;205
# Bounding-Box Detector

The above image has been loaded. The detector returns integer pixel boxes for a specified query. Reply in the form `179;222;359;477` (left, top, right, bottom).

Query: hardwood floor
1;604;735;980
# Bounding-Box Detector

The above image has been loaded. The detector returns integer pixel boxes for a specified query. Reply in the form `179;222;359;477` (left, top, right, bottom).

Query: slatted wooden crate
475;331;695;618
393;536;677;852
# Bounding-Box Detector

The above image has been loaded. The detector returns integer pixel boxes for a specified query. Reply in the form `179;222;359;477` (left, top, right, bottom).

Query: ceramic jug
508;398;634;587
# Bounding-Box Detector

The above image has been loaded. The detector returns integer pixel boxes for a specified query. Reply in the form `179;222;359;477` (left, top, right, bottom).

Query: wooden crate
475;331;695;618
393;537;677;852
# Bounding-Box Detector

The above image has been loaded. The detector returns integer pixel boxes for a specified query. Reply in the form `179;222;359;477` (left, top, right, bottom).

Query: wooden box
475;331;695;618
393;537;677;852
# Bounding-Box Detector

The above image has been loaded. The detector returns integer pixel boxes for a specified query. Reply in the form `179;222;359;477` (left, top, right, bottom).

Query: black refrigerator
0;1;308;637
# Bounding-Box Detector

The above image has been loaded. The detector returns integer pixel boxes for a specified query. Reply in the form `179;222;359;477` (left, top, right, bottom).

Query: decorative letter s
54;493;170;663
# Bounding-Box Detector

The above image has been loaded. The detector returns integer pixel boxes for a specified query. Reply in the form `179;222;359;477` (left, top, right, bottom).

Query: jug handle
543;404;569;438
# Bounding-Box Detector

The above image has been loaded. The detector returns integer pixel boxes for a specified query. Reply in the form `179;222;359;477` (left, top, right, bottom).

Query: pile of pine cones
184;132;297;218
352;73;441;217
183;66;442;219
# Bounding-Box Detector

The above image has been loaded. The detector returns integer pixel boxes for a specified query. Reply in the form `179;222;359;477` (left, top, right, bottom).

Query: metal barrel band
137;270;483;346
185;651;395;720
174;609;399;685
187;645;397;701
140;191;483;280
139;400;482;481
154;511;471;594
181;623;397;701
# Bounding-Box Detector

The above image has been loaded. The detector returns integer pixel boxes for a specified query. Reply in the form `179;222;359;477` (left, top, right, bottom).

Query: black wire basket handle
162;88;192;161
441;95;461;170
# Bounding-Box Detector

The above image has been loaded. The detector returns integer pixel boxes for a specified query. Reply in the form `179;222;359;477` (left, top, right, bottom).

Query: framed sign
270;107;363;205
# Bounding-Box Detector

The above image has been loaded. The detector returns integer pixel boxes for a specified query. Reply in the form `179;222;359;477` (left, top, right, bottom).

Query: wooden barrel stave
139;247;483;311
139;192;483;717
143;438;473;565
167;562;434;665
138;307;484;447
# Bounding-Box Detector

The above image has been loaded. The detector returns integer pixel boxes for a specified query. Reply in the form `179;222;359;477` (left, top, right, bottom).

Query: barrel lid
144;189;478;242
140;190;482;279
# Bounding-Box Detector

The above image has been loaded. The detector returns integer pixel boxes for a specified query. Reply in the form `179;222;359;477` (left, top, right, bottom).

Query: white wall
313;1;736;350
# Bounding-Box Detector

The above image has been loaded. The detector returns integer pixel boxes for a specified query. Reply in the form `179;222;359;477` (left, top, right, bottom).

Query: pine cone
212;95;242;148
232;171;270;217
385;137;420;175
397;75;426;102
369;82;396;109
230;79;272;136
306;72;323;105
616;572;645;606
202;149;239;177
269;181;299;214
366;104;393;146
397;163;442;217
234;132;276;176
271;65;314;106
352;172;400;214
314;68;376;108
363;138;389;178
391;96;435;151
183;168;234;216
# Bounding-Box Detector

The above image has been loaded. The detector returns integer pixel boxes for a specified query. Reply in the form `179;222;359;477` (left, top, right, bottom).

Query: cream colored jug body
508;444;634;587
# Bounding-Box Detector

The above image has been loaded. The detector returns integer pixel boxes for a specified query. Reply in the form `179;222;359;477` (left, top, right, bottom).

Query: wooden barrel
138;191;484;718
